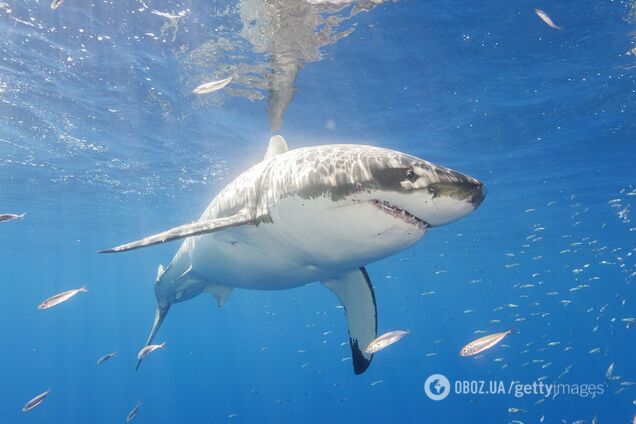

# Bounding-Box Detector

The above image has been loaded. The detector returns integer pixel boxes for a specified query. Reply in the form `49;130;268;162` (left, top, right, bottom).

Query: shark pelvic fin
99;210;257;253
204;285;233;307
264;135;289;160
156;264;165;283
136;303;170;371
322;267;377;375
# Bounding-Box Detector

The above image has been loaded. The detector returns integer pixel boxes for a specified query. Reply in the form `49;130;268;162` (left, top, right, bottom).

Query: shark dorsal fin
264;135;288;160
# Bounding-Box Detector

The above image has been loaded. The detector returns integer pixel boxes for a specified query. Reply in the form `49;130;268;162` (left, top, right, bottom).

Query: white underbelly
185;196;427;290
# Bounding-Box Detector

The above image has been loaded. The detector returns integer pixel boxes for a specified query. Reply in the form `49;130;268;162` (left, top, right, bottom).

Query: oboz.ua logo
424;374;451;401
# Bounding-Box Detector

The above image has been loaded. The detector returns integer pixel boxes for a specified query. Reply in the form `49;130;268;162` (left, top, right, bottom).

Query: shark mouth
370;200;429;230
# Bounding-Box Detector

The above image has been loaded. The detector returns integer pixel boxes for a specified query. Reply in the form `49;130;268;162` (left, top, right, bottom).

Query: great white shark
100;135;485;374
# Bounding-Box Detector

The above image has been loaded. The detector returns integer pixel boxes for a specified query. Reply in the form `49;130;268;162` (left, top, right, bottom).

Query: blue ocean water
1;0;635;422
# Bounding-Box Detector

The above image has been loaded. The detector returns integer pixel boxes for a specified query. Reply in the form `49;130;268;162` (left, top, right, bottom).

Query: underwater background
1;0;635;422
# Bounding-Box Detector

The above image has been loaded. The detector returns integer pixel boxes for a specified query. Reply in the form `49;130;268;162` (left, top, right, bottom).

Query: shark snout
411;176;485;227
467;181;486;208
428;179;486;207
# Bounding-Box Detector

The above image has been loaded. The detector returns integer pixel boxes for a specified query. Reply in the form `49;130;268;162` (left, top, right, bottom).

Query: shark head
349;147;485;228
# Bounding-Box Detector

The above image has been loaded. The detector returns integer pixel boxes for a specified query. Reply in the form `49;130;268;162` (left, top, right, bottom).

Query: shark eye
405;169;416;181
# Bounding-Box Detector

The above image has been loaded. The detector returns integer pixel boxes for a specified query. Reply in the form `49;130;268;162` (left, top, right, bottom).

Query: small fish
150;10;187;20
192;76;233;95
365;330;410;354
370;380;383;386
0;212;26;222
50;0;63;9
38;286;88;310
460;330;512;356
137;342;166;361
96;351;117;365
126;401;141;422
22;389;50;412
508;407;526;413
605;362;614;383
627;47;636;56
534;8;561;30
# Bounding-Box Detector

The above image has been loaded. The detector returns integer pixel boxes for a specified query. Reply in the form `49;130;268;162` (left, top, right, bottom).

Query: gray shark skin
101;135;485;374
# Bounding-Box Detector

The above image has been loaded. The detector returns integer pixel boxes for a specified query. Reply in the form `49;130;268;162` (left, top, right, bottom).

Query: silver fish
50;0;63;10
460;330;512;356
38;287;88;310
0;213;25;222
534;8;561;30
137;342;166;361
365;330;410;354
150;10;187;20
126;401;141;422
605;362;614;383
192;76;233;95
22;389;50;412
96;351;117;365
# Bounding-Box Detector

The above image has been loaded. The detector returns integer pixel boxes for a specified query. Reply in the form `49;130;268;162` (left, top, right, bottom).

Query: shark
100;135;485;374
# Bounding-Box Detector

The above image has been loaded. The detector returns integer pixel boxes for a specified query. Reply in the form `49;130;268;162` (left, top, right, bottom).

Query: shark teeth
370;200;429;229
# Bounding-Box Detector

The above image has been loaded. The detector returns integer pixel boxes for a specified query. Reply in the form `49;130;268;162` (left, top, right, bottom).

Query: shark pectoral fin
99;211;257;253
263;135;288;160
204;285;233;307
322;267;377;375
136;303;170;371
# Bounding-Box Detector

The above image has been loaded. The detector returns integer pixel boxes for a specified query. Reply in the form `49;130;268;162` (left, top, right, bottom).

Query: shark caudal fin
136;304;170;370
322;267;377;375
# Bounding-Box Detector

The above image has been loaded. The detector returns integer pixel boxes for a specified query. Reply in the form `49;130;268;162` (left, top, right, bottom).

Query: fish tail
80;285;89;292
136;303;170;371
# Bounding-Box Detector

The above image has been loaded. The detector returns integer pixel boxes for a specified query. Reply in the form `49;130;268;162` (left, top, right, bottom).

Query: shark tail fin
136;304;170;371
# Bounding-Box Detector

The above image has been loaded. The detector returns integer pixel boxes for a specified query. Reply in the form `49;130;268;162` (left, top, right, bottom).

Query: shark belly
186;196;427;290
